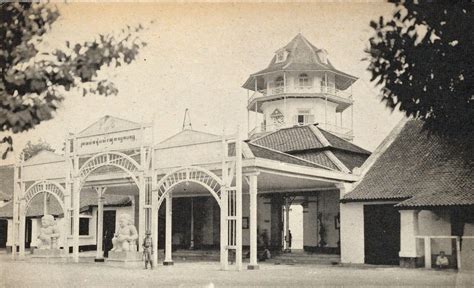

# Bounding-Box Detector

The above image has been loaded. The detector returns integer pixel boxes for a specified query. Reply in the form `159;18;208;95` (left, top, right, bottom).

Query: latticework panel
156;167;223;201
79;152;140;180
24;180;66;212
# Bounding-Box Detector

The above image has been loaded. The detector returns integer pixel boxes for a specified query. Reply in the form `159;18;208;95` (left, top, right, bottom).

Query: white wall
262;98;338;127
340;202;364;263
418;210;452;255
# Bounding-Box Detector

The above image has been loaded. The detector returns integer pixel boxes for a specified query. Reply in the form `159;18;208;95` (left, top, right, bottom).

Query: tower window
275;50;288;63
275;76;284;87
298;73;311;87
295;109;314;125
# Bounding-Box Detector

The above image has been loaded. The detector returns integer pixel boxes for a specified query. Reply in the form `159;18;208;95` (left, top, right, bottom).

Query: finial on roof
182;108;192;130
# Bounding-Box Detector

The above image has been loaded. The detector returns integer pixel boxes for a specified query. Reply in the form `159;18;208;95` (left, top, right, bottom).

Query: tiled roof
290;150;339;171
243;34;357;91
0;165;14;201
319;129;370;155
396;190;474;208
250;124;370;172
0;189;132;218
247;143;332;170
331;150;369;171
343;120;474;207
252;125;324;152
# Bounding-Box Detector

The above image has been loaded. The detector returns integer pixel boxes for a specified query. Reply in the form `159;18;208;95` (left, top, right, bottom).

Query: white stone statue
37;215;60;249
110;214;138;252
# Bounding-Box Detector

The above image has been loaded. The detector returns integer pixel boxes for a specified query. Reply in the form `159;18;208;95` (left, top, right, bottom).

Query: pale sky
3;2;404;165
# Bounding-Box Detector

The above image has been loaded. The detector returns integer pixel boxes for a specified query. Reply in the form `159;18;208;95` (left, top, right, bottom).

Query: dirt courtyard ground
1;253;473;287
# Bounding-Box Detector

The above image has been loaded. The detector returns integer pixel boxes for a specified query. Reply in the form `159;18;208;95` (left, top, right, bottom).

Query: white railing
248;121;353;139
415;235;474;270
248;85;352;104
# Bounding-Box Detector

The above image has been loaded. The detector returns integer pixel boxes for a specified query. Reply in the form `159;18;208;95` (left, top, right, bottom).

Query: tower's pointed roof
243;33;357;91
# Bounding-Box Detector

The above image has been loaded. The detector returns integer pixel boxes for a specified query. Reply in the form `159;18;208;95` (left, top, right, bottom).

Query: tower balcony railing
248;85;352;104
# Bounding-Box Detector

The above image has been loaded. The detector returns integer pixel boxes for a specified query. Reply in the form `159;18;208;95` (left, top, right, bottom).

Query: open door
364;204;400;265
102;210;116;257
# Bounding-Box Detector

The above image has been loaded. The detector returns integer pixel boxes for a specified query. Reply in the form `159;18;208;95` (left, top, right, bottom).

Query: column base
94;258;105;262
163;260;174;266
247;264;260;270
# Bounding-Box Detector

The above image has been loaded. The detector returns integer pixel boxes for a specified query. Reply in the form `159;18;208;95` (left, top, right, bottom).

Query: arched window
298;73;310;87
273;76;285;94
275;76;284;87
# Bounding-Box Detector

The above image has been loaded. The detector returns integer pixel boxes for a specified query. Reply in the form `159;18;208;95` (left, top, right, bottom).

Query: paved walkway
1;254;473;287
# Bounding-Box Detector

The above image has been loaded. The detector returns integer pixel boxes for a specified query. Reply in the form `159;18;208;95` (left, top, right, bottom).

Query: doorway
364;204;400;265
0;219;7;248
102;210;116;257
284;204;304;250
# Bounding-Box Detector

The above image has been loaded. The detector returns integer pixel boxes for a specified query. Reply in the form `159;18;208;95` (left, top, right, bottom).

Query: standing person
143;231;154;269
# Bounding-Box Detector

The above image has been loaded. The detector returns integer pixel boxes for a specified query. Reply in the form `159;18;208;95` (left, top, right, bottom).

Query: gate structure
151;130;243;270
14;180;68;258
71;151;144;262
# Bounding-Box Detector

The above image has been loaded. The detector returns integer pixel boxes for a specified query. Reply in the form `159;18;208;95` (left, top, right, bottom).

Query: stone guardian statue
37;215;60;249
110;214;138;252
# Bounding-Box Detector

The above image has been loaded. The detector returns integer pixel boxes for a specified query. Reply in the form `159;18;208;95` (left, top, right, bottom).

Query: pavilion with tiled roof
340;119;474;271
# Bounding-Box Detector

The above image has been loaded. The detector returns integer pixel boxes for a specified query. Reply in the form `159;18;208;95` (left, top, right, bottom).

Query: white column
11;165;19;260
164;193;173;265
423;237;431;268
138;174;146;253
94;187;106;261
220;143;229;270
19;201;26;259
72;179;80;262
399;210;420;265
247;174;259;270
235;129;243;270
151;190;159;265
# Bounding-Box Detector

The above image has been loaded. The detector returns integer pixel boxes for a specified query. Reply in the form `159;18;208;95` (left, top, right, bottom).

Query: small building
340;119;474;271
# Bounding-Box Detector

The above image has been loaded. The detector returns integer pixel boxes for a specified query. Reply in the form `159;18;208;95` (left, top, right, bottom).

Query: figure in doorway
258;228;271;261
37;215;60;249
142;230;153;269
111;214;138;252
435;251;449;269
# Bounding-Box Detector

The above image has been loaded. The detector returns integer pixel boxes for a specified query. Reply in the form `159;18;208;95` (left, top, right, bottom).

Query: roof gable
23;150;64;165
156;129;220;148
77;115;141;138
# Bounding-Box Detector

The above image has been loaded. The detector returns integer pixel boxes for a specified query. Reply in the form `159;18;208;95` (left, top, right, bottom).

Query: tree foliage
366;1;473;136
21;139;54;161
0;2;148;159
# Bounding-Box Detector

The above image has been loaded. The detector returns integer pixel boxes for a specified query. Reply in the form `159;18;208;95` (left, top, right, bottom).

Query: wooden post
163;193;173;265
247;174;259;270
235;127;243;270
285;199;290;251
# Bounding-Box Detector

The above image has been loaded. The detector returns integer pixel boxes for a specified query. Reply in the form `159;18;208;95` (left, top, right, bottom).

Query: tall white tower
243;34;357;141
